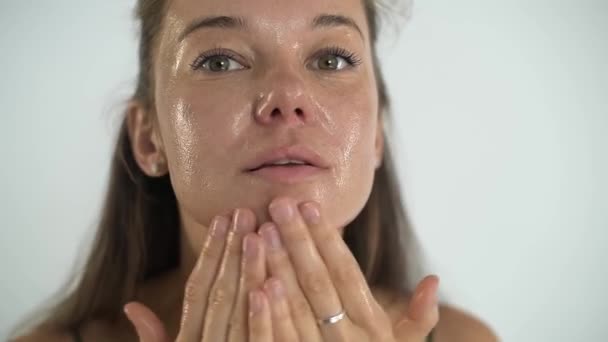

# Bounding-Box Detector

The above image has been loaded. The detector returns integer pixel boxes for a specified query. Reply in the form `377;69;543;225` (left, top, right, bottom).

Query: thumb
124;301;169;342
394;275;440;338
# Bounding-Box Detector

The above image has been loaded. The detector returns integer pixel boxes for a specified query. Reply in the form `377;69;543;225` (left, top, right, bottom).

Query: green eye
317;55;344;70
205;56;230;72
191;48;246;72
201;56;245;72
312;46;362;71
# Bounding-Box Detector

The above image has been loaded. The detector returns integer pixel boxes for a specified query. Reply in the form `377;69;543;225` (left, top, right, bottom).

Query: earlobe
126;100;168;177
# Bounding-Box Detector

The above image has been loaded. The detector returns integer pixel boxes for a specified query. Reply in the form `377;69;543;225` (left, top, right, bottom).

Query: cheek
163;98;215;185
318;87;379;229
156;92;252;221
164;100;203;185
154;64;379;229
160;89;248;173
330;120;378;228
332;76;378;176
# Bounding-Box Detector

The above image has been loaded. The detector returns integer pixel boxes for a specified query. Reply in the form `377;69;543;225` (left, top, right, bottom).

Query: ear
374;116;385;169
126;100;168;177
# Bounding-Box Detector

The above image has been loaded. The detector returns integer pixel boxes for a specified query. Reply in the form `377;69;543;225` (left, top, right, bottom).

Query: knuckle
248;318;265;338
290;228;310;244
333;263;360;287
243;258;261;279
316;226;336;244
290;297;312;318
183;279;202;304
270;299;289;318
209;285;233;307
200;241;224;260
269;249;291;271
228;321;246;337
300;270;329;295
243;265;257;281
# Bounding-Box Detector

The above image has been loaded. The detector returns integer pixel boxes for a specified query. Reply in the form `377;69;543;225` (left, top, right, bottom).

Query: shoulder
11;320;129;342
11;329;73;342
373;288;499;342
434;304;499;342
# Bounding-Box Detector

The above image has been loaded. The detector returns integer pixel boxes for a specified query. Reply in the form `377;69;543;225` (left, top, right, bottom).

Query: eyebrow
178;14;363;42
312;14;363;38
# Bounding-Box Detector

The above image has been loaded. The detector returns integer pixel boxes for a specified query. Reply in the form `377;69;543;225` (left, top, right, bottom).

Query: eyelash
189;47;240;70
315;45;363;68
189;45;363;71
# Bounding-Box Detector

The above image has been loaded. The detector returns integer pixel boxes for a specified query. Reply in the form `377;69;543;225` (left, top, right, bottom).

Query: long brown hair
12;0;420;337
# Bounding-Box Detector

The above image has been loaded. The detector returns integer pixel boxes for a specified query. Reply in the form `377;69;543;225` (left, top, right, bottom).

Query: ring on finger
317;309;347;326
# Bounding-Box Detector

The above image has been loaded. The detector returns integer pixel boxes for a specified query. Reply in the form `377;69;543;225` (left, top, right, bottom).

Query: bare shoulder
372;287;499;342
435;304;499;342
10;320;131;342
11;329;73;342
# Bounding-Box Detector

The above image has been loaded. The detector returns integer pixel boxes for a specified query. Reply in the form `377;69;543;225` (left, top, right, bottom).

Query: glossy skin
12;0;500;341
145;0;383;271
120;0;492;340
124;198;440;341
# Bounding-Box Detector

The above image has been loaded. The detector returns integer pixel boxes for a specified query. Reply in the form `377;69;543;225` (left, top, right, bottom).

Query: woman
13;0;498;341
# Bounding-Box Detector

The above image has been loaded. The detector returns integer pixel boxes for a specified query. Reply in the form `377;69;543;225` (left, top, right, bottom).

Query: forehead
163;0;369;42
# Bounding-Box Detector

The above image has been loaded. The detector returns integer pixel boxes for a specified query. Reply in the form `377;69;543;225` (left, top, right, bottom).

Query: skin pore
132;0;383;288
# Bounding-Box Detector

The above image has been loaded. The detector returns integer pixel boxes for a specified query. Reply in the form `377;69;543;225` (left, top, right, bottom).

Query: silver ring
317;309;346;326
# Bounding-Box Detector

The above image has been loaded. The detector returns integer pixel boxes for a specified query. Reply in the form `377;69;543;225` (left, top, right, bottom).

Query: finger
202;208;257;342
227;233;267;342
259;222;321;342
298;201;380;328
248;290;272;342
124;302;168;342
394;275;440;338
263;278;299;341
175;215;230;341
267;197;343;320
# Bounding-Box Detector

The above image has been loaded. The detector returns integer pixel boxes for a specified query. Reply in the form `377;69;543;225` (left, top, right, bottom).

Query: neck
178;212;210;283
133;210;211;333
132;210;361;340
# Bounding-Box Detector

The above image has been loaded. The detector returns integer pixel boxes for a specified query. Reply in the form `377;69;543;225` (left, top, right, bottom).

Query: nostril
295;108;303;116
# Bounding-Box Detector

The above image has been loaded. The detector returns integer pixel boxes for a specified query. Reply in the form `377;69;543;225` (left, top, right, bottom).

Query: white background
1;0;607;340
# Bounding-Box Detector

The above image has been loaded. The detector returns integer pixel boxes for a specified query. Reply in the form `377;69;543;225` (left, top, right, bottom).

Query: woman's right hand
124;208;267;342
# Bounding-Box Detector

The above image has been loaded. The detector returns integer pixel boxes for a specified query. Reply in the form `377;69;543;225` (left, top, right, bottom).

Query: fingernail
212;216;229;238
300;202;320;225
269;199;294;224
243;234;258;259
123;304;146;340
433;279;440;305
422;284;439;310
249;291;262;315
267;279;284;300
234;209;253;233
123;304;131;317
262;225;282;250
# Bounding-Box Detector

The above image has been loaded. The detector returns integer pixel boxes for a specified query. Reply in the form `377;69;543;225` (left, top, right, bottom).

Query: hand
124;208;267;342
250;197;439;341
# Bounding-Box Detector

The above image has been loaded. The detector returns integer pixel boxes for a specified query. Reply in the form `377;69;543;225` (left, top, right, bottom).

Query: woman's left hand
248;197;440;342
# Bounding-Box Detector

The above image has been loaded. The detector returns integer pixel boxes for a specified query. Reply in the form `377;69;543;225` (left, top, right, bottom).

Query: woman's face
153;0;383;231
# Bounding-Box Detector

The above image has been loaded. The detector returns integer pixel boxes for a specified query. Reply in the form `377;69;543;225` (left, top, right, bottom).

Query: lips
244;145;329;172
249;160;310;172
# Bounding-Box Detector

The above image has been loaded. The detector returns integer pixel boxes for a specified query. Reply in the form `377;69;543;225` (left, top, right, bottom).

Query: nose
253;68;313;127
